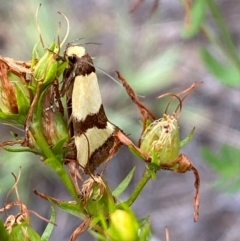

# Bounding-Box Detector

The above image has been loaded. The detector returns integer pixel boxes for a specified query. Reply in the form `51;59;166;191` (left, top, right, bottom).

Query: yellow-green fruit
109;209;139;241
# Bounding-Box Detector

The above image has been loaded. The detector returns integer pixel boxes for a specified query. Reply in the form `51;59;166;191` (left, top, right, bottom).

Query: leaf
112;167;136;198
202;144;240;192
3;146;40;155
89;230;107;241
180;127;195;148
182;0;207;38
138;216;151;241
50;201;85;218
34;190;85;218
201;48;240;86
128;145;145;160
52;136;68;155
41;207;56;241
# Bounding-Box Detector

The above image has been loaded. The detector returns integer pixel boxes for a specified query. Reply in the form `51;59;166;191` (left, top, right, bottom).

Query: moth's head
64;44;86;64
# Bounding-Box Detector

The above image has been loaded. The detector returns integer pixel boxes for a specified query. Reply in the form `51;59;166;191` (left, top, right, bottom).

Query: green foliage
41;207;56;241
112;167;136;198
181;0;240;194
201;47;240;86
182;0;207;38
202;144;240;193
138;216;152;241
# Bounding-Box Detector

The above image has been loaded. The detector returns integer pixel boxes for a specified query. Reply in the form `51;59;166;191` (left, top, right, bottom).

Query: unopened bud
109;209;139;241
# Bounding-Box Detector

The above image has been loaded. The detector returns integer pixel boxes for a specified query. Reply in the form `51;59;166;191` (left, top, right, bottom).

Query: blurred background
1;0;240;240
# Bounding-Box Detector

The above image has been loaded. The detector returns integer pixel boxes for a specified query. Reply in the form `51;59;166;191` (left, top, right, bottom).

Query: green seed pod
140;114;180;169
108;209;139;241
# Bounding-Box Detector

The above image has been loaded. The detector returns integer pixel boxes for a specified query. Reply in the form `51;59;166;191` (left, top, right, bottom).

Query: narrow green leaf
52;137;68;155
89;230;107;241
201;48;240;86
112;167;136;198
180;128;195;148
41;207;56;241
128;145;145;160
3;146;41;155
139;216;151;241
182;0;207;38
42;195;85;218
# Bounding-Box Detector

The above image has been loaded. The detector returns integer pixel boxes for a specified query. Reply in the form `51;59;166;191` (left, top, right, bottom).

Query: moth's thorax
65;45;86;58
72;73;102;121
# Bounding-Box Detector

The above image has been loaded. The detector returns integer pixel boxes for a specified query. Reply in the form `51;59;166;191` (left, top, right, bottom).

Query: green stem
30;122;79;200
123;168;153;206
207;0;240;68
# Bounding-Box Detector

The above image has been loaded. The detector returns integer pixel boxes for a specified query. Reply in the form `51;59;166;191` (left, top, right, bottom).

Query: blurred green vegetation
181;0;240;192
1;0;240;240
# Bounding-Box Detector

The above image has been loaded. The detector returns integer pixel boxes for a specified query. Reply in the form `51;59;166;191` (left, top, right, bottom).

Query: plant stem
123;167;153;207
30;122;79;200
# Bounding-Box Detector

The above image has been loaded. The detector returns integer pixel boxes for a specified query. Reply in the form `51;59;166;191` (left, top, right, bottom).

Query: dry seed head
81;175;106;202
4;212;28;234
140;114;180;166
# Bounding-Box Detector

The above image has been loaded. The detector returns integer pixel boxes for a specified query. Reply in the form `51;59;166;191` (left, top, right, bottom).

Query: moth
61;43;122;173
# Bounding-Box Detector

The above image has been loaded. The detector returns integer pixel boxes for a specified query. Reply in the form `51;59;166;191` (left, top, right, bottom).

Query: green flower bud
140;114;180;169
31;42;63;91
0;57;30;125
108;209;139;241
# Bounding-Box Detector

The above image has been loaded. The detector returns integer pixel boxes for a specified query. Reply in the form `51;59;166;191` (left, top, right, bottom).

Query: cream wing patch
72;72;102;121
75;122;115;167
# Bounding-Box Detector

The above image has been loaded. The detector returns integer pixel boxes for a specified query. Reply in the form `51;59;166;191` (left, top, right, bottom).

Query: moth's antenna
67;38;85;46
0;122;24;132
84;42;102;46
87;61;145;98
58;11;70;49
57;22;61;50
93;64;124;87
35;4;44;48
